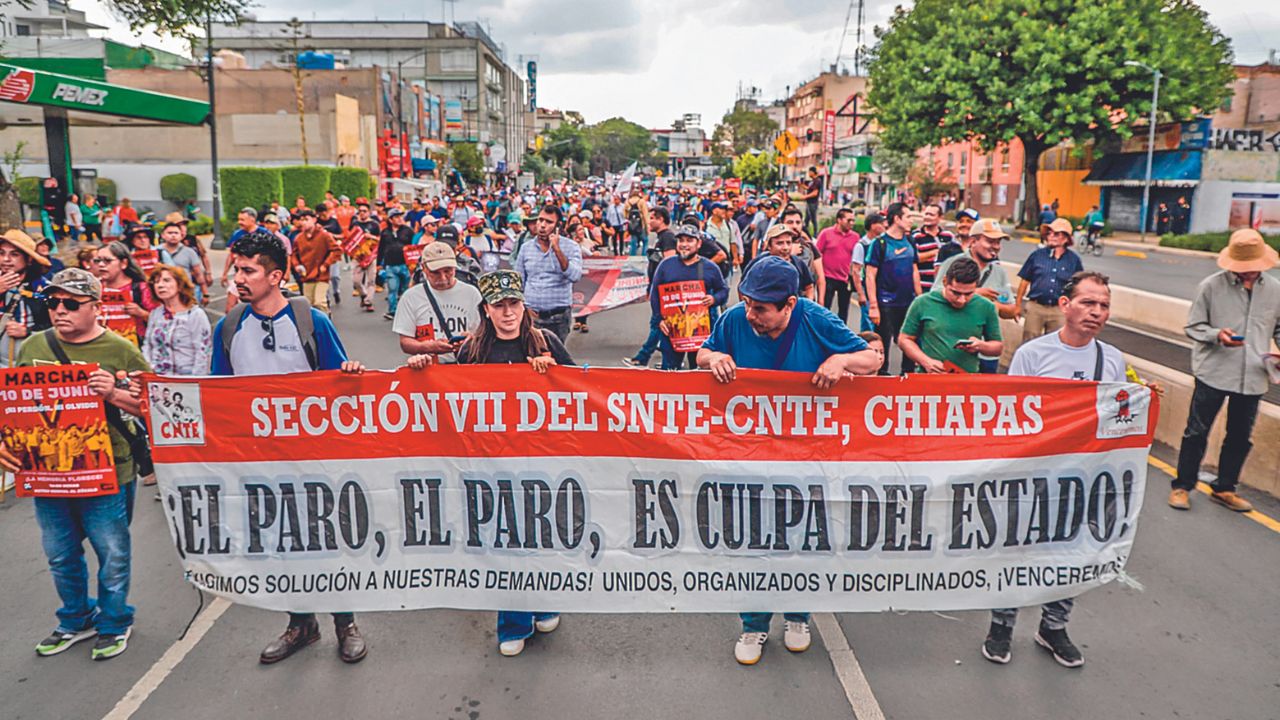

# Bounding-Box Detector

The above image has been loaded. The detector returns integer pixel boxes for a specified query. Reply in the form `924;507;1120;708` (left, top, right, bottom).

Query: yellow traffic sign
776;154;796;165
774;131;799;156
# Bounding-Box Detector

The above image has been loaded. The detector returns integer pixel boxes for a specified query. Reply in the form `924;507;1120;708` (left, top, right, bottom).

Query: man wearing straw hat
1170;228;1280;513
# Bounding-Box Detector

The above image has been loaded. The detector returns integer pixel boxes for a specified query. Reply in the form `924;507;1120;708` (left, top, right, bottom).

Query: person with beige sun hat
0;229;53;367
1171;228;1280;513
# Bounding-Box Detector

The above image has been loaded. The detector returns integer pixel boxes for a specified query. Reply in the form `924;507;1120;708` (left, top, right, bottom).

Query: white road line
814;612;886;720
102;597;231;720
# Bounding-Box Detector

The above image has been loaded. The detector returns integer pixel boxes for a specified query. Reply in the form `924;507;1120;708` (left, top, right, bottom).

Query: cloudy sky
84;0;1279;131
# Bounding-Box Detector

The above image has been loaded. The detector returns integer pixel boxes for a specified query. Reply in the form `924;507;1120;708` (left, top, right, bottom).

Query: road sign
776;154;796;165
0;62;209;125
774;130;799;157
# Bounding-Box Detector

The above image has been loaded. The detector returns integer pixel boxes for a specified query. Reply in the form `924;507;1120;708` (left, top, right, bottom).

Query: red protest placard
133;248;159;276
0;364;119;498
99;287;141;346
342;226;365;256
658;280;711;352
403;244;424;274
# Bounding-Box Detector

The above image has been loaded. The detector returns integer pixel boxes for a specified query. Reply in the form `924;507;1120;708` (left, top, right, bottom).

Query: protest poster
1;364;118;498
403;244;424;274
342;226;366;256
133;248;159;276
658;280;712;352
144;367;1157;615
99;287;140;346
572;256;649;317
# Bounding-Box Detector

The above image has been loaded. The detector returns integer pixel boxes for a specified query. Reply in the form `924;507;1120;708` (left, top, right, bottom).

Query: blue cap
958;208;980;221
739;256;799;303
710;201;729;211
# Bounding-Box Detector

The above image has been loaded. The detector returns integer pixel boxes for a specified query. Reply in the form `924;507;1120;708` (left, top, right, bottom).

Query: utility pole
205;14;224;249
285;18;309;165
1126;60;1161;241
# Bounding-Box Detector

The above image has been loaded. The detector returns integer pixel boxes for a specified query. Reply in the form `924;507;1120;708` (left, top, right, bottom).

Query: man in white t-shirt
984;270;1124;670
393;242;482;364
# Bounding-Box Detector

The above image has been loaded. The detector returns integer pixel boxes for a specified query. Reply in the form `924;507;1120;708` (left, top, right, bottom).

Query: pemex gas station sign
0;62;209;125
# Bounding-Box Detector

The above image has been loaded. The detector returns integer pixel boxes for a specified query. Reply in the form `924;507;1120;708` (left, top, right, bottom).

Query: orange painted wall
1036;170;1100;218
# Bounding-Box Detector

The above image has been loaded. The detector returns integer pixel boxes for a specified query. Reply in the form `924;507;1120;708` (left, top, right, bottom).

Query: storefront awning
1083;150;1201;188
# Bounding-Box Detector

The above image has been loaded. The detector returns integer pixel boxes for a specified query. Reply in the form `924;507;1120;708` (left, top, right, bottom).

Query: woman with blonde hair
143;264;211;375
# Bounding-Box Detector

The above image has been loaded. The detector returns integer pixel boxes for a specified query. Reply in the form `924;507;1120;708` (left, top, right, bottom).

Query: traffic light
806;129;815;142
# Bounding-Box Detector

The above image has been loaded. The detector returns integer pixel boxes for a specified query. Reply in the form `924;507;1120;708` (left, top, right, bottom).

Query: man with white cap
392;242;482;364
1170;228;1280;513
1014;217;1084;342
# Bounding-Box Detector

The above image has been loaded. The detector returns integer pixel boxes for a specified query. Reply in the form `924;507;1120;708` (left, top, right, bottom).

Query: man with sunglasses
0;268;150;662
209;229;370;665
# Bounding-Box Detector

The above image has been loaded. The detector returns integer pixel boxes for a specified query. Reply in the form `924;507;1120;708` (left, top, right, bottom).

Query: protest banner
572;256;648;316
144;367;1156;614
657;280;711;352
342;226;366;256
403;244;424;275
1;364;118;498
99;287;140;346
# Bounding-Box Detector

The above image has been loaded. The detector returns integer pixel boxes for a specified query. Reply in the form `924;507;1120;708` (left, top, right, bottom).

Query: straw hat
1217;228;1279;273
0;229;51;267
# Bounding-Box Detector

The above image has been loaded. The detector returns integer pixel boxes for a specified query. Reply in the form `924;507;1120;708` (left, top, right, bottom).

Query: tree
733;152;780;190
907;158;958;201
0;140;28;232
871;145;915;186
867;0;1234;227
541;124;591;178
522;154;564;184
104;0;252;43
450;143;486;185
712;109;780;156
585;117;654;174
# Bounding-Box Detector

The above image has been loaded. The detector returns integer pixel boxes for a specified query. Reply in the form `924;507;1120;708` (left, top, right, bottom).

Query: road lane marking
1147;456;1280;534
814;613;886;720
1116;250;1148;259
1019;236;1039;244
102;597;231;720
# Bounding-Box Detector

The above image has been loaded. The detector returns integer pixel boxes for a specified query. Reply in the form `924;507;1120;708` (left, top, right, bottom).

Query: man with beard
649;224;728;369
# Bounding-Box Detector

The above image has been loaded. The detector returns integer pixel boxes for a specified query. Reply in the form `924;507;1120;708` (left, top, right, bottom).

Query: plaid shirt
514;235;583;313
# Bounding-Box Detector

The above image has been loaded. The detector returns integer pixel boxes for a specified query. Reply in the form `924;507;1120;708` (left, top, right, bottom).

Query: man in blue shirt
1015;217;1085;343
651;224;728;369
514;204;583;342
697;256;879;666
865;202;922;375
211;229;370;665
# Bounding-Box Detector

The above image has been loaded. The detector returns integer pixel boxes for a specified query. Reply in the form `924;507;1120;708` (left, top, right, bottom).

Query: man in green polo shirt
898;257;1003;373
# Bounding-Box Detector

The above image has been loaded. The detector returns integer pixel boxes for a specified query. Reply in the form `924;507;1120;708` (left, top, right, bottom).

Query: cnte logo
52;83;107;106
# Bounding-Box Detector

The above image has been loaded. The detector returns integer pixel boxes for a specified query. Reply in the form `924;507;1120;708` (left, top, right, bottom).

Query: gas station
0;61;209;204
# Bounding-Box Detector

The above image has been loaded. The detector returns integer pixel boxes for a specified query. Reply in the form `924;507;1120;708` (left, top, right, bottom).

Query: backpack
220;295;318;372
627;205;645;236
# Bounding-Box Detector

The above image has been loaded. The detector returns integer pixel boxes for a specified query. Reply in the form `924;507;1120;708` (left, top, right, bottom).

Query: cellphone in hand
953;339;976;349
1230;334;1245;342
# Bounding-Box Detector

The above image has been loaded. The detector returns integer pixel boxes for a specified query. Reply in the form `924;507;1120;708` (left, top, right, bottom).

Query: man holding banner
1;268;150;662
651;224;728;370
696;256;880;665
210;230;371;665
393;243;481;364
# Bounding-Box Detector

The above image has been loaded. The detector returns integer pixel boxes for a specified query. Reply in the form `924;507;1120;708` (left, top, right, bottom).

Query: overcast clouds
84;0;1280;131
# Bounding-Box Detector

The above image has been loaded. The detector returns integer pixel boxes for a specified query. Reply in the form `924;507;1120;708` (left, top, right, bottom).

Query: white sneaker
734;632;768;665
534;616;560;633
784;621;811;652
499;638;525;657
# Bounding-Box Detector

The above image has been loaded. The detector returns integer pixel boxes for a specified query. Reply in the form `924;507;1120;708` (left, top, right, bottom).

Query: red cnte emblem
1113;389;1132;424
0;68;36;103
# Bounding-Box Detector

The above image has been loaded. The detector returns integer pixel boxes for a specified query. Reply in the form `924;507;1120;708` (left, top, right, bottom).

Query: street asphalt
1;285;1278;720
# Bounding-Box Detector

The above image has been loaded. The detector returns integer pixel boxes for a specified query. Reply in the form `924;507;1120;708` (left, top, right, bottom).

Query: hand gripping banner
142;367;1157;614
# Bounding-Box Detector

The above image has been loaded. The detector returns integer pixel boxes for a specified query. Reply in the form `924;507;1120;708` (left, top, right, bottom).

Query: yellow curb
1116;250;1148;259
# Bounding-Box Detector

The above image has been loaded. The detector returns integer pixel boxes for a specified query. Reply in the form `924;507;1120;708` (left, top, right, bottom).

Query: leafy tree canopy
105;0;252;42
585;117;655;174
713;109;780;156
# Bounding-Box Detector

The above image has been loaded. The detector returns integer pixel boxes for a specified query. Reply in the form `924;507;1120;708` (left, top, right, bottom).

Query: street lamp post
1125;60;1162;242
396;47;434;180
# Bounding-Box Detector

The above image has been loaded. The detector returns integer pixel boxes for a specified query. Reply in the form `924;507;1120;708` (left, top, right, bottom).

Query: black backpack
627;206;645;236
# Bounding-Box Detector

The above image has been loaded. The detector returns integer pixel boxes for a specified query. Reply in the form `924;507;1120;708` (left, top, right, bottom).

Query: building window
947;153;954;168
438;80;475;103
980;185;993;205
439;48;476;72
15;24;31;36
1000;148;1010;174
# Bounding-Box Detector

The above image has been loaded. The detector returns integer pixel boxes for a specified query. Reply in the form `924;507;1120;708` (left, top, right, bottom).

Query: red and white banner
572;256;648;317
2;365;119;497
143;367;1156;613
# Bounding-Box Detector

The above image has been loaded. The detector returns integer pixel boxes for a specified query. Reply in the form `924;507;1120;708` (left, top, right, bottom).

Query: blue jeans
858;303;872;333
628;232;647;256
632;314;662;363
385;264;409;314
659;336;697;370
740;612;809;633
979;357;999;374
497;611;559;643
33;482;136;636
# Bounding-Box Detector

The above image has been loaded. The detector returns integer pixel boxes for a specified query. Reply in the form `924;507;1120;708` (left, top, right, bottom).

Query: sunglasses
261;317;276;352
45;297;89;311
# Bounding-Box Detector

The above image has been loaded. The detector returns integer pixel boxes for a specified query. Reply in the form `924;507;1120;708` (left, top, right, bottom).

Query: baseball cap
710;201;729;211
355;197;370;207
957;208;980;222
577;209;592;219
421;242;458;271
764;223;797;242
1048;218;1073;235
294;208;316;219
420;214;440;225
970;218;1008;239
674;223;702;238
44;267;102;301
738;256;799;303
436;225;460;244
478;270;524;305
261;213;279;225
387;207;404;218
466;216;486;229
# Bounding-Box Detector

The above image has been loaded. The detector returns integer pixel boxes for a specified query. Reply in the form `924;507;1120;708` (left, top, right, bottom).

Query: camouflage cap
44;267;102;301
477;269;524;305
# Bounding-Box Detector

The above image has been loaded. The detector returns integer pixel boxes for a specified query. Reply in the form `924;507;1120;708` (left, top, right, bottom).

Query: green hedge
219;167;282;223
187;215;214;235
97;178;117;206
329;167;374;202
14;177;39;206
159;172;197;206
1159;231;1280;253
281;165;331;209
